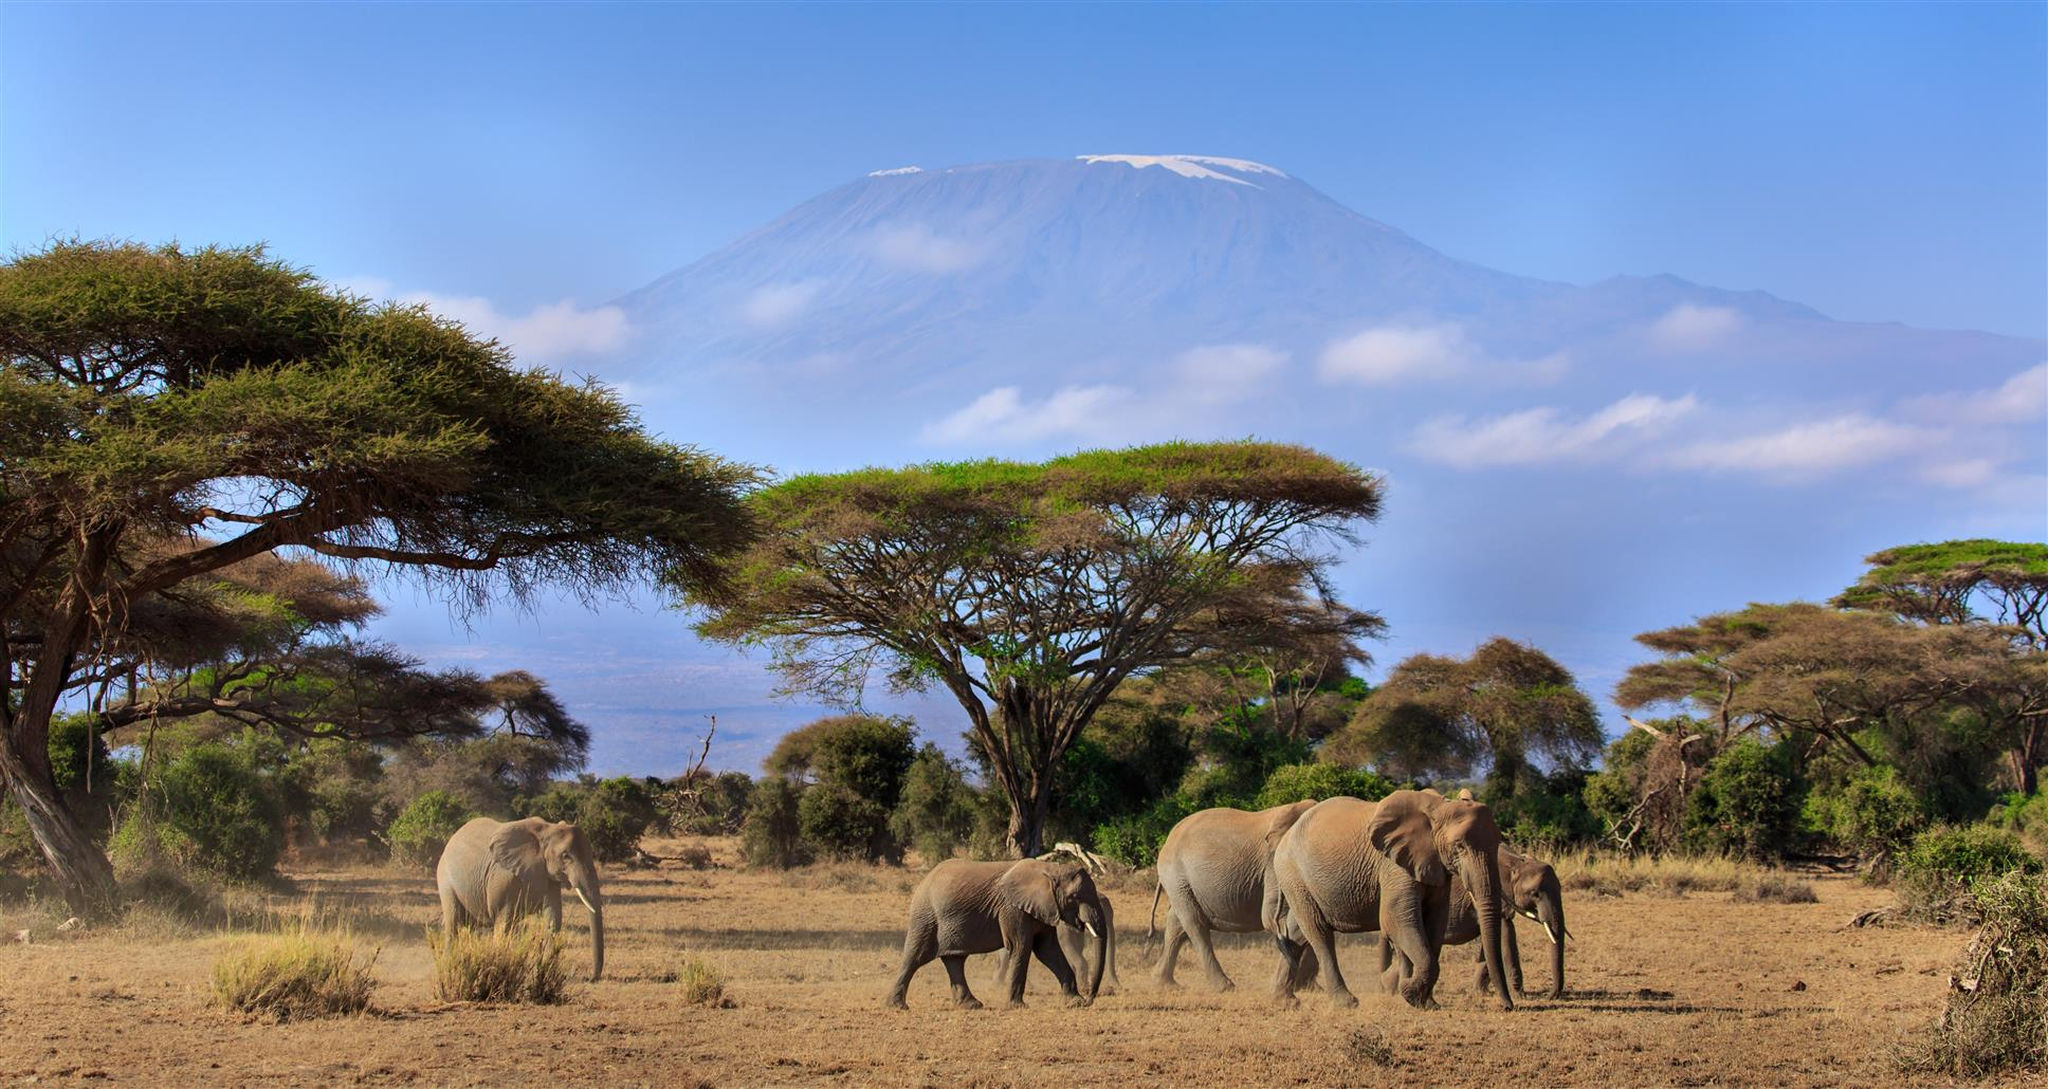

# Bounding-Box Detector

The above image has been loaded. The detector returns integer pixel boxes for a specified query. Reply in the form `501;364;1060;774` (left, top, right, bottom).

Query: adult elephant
1381;845;1568;999
1150;801;1320;991
436;817;606;981
886;858;1107;1009
1267;789;1513;1011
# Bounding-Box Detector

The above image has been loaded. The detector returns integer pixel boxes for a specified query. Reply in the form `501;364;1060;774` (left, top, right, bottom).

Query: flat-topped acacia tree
683;442;1384;856
0;242;757;913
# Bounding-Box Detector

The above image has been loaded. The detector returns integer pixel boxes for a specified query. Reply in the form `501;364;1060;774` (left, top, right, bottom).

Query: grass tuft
1341;1026;1394;1067
429;919;568;1004
1736;876;1819;904
1898;870;2048;1078
210;925;377;1021
676;954;733;1007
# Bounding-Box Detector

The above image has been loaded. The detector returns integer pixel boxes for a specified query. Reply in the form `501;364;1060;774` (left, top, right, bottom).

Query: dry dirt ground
0;837;1993;1087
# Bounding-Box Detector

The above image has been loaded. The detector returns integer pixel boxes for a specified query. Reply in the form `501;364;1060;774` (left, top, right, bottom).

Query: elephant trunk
571;872;606;982
1080;900;1107;1001
1536;884;1566;998
1466;852;1514;1012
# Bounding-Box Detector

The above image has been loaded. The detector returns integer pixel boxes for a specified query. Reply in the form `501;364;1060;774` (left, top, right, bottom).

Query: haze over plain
4;4;2041;773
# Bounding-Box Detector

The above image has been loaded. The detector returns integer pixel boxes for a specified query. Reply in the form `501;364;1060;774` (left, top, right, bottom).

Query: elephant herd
890;788;1569;1012
430;790;1569;1014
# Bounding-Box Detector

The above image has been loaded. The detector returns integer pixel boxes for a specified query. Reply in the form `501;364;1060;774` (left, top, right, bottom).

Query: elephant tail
1147;880;1163;940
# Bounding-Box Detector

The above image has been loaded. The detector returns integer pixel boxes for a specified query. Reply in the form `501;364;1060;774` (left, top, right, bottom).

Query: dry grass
209;924;377;1021
0;839;1981;1086
427;918;567;1004
1736;875;1821;904
676;954;732;1007
1897;870;2047;1078
1557;850;1779;897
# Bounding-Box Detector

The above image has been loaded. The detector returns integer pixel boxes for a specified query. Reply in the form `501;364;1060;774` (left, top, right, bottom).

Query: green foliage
1684;738;1803;861
1803;764;1929;867
1991;791;2048;855
891;745;976;864
1898;870;2048;1077
1091;794;1198;869
385;791;474;869
796;784;895;863
1488;767;1602;853
808;716;916;811
1896;824;2044;919
518;777;660;864
740;778;807;869
1253;763;1393;807
121;739;286;880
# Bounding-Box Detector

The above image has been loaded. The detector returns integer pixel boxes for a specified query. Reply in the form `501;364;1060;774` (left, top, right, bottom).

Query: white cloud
1902;363;2048;426
1647;303;1744;352
1666;414;1941;477
1409;393;1699;468
1175;343;1288;403
1318;323;1474;385
740;280;824;328
871;222;983;273
1919;459;1999;488
921;384;1134;444
338;277;629;357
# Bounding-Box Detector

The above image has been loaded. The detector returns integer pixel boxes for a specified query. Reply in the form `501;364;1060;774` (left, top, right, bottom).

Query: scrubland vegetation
3;242;2044;1081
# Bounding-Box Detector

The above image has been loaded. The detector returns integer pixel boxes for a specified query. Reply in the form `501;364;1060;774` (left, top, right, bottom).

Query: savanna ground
0;838;1986;1087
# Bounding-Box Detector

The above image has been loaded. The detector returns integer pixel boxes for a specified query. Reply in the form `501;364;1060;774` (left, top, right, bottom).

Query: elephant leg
546;887;564;933
1154;911;1188;988
940;955;981;1009
1002;933;1033;1007
1379;932;1400;993
1473;943;1492;995
1380;884;1440;1010
1293;905;1354;1008
1057;925;1102;994
1268;932;1307;1004
1503;917;1526;997
439;885;464;936
885;923;936;1009
1183;916;1235;992
1032;930;1083;1003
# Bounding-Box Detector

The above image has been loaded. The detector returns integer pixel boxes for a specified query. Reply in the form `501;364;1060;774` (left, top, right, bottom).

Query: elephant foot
1004;999;1027;1010
1211;977;1237;993
884;994;909;1010
1063;994;1092;1009
1330;990;1359;1010
1399;988;1437;1011
1272;990;1300;1009
954;996;983;1010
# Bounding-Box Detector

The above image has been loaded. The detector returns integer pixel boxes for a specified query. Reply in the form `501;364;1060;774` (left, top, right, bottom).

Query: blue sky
5;3;2044;774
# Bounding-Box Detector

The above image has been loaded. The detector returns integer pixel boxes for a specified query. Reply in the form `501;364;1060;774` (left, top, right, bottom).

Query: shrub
891;745;977;865
386;791;474;869
149;742;285;879
1804;765;1928;871
675;955;730;1007
1684;738;1802;861
1990;790;2048;856
211;927;377;1020
579;777;661;864
1897;824;2044;921
1254;763;1392;808
1734;876;1819;904
1486;768;1601;853
1899;870;2048;1077
673;771;755;835
740;778;807;869
429;919;567;1003
797;783;895;862
1092;793;1197;868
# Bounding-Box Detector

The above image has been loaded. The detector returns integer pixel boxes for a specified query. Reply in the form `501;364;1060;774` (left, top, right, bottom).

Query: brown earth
0;838;1985;1087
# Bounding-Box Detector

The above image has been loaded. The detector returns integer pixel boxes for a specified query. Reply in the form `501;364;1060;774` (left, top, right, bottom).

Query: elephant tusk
1083;921;1100;939
1518;909;1541;923
575;888;599;916
1543;921;1560;946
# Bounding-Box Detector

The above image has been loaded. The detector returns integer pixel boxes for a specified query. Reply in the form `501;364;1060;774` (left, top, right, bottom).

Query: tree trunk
0;734;117;918
1003;780;1053;858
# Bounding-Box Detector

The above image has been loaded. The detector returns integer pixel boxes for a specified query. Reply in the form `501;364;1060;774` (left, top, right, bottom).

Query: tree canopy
684;440;1383;855
0;241;757;911
1836;540;2048;647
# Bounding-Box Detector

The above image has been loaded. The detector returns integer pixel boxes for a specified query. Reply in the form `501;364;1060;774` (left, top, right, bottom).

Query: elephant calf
1381;845;1568;999
990;889;1120;994
886;858;1108;1010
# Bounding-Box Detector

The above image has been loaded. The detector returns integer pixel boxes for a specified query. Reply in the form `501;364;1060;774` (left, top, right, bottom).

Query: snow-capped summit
1076;154;1290;186
868;165;923;177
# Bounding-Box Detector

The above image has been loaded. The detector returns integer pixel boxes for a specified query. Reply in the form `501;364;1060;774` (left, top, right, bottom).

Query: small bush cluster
1899;870;2048;1078
210;927;377;1021
520;776;661;863
675;955;731;1007
1895;824;2043;922
1733;875;1819;904
385;791;474;869
429;919;568;1003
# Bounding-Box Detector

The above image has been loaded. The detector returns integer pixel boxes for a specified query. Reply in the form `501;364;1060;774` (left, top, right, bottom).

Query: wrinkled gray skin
1151;802;1320;991
1381;845;1567;998
887;858;1108;1009
1267;790;1513;1011
437;816;606;981
991;889;1120;993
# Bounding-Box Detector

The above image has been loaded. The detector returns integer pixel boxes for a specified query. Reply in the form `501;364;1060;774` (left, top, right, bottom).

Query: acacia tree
1323;637;1602;795
685;442;1383;856
0;242;755;912
1836;540;2048;648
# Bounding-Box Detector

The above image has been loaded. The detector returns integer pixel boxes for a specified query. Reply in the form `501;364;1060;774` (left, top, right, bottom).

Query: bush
891;744;976;865
211;926;377;1020
1734;875;1819;904
740;778;807;869
1896;824;2044;921
1991;790;2048;856
1899;870;2048;1077
673;771;755;835
797;783;895;863
429;918;567;1003
675;955;730;1007
1092;793;1197;868
564;777;661;864
386;791;474;869
1685;738;1802;861
145;742;284;879
1804;765;1928;870
1253;763;1392;809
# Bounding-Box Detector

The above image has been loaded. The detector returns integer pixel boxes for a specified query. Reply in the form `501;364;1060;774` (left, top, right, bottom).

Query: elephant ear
1002;862;1064;929
489;821;544;872
1366;790;1449;886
